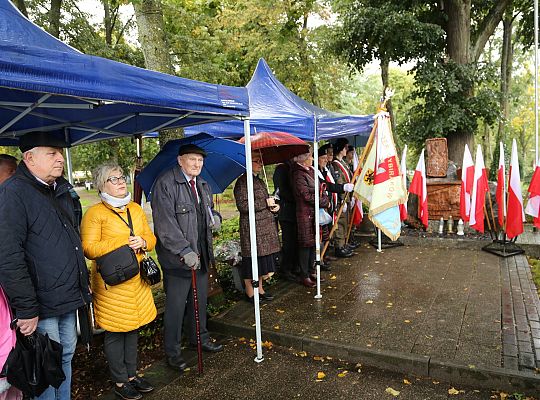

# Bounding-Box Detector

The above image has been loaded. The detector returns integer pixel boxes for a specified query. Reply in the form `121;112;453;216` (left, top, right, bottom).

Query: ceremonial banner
495;142;506;227
506;139;524;239
351;149;363;225
354;139;376;204
460;144;474;222
368;112;407;240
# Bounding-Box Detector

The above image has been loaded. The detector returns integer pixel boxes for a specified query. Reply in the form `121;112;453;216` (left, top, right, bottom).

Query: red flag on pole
506;139;524;238
460;144;474;222
469;145;489;233
409;149;428;228
495;142;506;227
399;145;408;221
525;163;540;229
351;149;363;225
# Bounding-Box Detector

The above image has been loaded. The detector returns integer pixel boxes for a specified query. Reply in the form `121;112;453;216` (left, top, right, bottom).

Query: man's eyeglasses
107;175;127;185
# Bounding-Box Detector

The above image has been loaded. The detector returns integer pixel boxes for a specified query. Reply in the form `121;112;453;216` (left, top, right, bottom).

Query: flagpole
313;117;323;300
535;0;539;165
321;117;378;259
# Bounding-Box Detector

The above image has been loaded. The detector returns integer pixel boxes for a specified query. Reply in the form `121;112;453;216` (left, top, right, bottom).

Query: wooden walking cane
191;268;203;374
321;117;379;259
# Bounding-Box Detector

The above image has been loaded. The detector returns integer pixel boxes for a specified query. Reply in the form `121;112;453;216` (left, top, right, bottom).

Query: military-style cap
18;131;68;153
333;138;349;154
177;143;207;157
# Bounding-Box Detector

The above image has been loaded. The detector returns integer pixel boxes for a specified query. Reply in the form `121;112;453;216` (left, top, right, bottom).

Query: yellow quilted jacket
81;201;157;332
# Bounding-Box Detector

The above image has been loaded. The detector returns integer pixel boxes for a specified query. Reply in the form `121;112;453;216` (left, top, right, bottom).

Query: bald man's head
0;154;17;184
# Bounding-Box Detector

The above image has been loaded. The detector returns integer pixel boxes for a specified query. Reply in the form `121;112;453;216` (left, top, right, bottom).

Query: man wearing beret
0;132;91;399
152;143;223;372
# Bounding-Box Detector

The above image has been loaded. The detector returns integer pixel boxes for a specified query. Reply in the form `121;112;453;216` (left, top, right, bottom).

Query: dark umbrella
136;133;246;200
238;131;309;165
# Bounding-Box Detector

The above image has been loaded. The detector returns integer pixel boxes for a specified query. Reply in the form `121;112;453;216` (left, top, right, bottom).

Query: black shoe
335;247;353;258
245;294;254;303
114;383;142;400
320;262;331;271
190;341;224;352
347;241;360;249
130;376;154;393
167;356;187;372
260;292;274;301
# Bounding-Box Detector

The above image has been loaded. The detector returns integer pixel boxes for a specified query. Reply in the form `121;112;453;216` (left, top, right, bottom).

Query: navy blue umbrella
136;133;246;200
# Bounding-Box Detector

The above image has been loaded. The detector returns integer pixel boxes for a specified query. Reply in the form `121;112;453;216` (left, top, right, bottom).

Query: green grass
528;257;540;298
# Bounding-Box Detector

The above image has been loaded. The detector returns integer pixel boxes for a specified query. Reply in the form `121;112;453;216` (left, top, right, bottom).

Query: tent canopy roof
186;58;373;144
0;0;249;146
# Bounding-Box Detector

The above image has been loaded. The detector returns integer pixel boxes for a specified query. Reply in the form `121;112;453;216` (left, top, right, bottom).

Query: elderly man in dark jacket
0;131;91;400
152;143;223;373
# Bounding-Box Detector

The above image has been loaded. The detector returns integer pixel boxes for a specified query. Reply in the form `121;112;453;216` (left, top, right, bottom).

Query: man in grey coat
152;143;223;372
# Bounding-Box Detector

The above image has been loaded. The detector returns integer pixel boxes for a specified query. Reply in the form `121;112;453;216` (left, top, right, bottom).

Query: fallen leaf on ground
330;275;337;280
448;387;460;395
330;305;337;309
403;379;411;385
312;335;319;339
385;387;400;396
432;381;440;384
404;320;411;323
313;356;323;361
326;356;333;360
337;371;348;377
415;310;422;313
317;371;326;379
273;325;280;330
366;300;373;304
297;351;307;357
355;322;361;326
276;309;285;314
262;341;273;349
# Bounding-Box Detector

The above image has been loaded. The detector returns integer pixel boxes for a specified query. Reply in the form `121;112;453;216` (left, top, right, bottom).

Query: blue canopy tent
0;0;249;149
185;58;373;144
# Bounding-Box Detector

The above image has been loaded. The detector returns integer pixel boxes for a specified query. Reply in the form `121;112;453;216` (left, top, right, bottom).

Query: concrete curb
208;318;540;396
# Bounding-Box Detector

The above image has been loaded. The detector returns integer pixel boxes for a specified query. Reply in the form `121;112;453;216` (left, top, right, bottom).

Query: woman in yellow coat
81;162;157;400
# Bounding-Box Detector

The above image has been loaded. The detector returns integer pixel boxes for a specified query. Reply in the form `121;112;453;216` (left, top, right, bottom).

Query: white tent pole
243;118;264;363
377;228;382;252
535;0;539;165
313;117;322;300
65;146;74;185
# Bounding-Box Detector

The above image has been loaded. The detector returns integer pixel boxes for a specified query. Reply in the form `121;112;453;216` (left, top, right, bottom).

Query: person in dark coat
0;154;16;185
152;144;223;374
272;159;299;280
0;132;91;400
234;153;281;302
291;151;329;288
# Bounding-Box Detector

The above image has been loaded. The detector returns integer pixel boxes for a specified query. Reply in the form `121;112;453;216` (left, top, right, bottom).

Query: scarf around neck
100;191;131;208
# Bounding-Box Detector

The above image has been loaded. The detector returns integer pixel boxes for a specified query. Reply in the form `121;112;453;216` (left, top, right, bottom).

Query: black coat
273;162;296;222
0;163;91;319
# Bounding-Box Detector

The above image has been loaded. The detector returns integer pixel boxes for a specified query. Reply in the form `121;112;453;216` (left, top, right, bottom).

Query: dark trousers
163;270;209;361
298;247;315;278
104;330;138;383
279;220;298;274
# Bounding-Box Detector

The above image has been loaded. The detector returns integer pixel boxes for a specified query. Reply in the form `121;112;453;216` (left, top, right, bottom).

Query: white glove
351;198;356;208
182;251;200;270
343;183;354;192
342;203;348;213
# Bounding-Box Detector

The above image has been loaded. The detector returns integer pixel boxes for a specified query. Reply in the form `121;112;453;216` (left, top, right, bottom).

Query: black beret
178;143;207;157
333;138;349;154
18;131;69;153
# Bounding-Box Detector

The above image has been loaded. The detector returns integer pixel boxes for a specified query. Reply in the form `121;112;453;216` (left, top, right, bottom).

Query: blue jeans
35;311;77;400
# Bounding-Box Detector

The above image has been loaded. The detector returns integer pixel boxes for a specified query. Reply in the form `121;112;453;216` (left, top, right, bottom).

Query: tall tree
12;0;28;17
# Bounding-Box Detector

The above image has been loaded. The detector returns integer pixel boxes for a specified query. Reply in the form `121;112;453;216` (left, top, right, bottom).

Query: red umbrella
239;131;309;165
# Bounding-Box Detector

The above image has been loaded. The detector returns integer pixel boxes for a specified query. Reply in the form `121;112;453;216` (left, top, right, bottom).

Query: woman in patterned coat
234;153;281;302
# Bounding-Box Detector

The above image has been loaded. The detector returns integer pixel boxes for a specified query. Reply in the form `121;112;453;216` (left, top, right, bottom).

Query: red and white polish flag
409;148;428;228
469;145;489;233
495;142;506;227
506;139;524;239
525;161;540;229
399;145;408;221
460;144;474;222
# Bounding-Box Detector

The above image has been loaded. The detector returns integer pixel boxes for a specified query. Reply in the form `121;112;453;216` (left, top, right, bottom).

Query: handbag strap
110;208;135;236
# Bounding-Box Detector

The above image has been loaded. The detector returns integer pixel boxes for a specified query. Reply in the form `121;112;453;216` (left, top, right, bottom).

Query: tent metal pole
243;118;264;363
534;0;538;166
313;116;322;300
65;146;74;185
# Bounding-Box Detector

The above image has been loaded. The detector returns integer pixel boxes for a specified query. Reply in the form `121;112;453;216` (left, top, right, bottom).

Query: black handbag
96;209;139;286
140;253;161;285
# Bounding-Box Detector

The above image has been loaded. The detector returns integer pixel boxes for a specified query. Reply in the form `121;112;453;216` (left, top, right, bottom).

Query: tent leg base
482;240;524;258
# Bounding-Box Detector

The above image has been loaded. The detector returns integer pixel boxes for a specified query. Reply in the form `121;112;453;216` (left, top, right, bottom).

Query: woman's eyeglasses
107;175;127;185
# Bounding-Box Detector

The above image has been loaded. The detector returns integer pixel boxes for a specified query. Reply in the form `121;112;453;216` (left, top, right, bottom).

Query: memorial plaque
426;138;448;177
426;180;461;220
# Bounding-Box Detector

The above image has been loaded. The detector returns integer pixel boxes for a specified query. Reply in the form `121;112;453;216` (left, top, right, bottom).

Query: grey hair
295;152;312;163
93;162;123;192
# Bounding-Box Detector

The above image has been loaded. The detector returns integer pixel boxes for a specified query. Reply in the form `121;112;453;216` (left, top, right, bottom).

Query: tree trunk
132;0;181;147
444;0;471;64
447;130;473;166
132;0;173;74
103;0;112;46
380;58;396;134
496;14;513;144
48;0;62;38
13;0;28;18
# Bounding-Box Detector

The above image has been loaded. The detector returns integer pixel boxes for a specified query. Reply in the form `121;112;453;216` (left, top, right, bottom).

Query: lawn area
529;257;540;299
